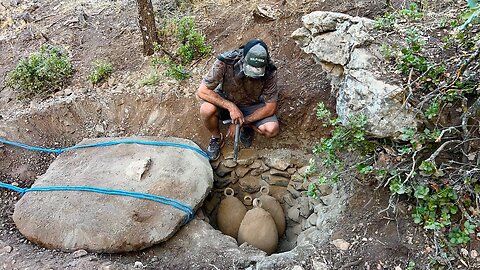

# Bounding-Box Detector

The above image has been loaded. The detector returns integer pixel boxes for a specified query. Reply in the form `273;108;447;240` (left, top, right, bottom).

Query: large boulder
13;136;213;253
292;11;418;138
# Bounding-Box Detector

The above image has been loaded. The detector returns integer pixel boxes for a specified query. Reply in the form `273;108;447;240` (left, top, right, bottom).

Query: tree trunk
136;0;159;56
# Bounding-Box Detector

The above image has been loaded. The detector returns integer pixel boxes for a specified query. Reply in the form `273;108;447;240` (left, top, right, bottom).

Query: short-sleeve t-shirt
202;49;278;107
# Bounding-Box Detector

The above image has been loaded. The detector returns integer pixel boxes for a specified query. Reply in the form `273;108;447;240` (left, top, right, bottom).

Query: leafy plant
399;3;424;21
406;261;416;270
357;163;373;175
458;0;480;30
448;221;476;245
418;160;439;176
175;17;212;64
307;183;318;199
306;102;373;198
161;57;191;80
88;61;113;85
413;187;459;231
6;44;73;99
375;12;396;30
155;16;212;80
390;177;412;195
413;185;429;199
380;43;394;59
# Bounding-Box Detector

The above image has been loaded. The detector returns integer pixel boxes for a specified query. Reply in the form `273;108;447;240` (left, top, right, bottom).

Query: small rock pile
201;147;343;252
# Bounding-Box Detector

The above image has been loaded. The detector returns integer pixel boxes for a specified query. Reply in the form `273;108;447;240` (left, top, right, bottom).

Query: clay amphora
238;198;278;255
258;185;285;237
217;188;247;239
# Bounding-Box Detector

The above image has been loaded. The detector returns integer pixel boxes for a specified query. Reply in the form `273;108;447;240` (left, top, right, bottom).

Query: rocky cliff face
292;11;418;138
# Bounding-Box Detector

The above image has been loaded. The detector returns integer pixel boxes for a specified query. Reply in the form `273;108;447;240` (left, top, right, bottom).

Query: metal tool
222;120;241;161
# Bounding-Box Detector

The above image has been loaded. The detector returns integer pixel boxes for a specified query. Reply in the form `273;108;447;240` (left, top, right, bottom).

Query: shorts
219;103;278;127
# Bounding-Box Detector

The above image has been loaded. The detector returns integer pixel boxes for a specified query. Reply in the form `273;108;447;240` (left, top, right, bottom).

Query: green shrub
88;61;113;85
398;3;424;21
175;16;212;64
155;16;212;80
6;44;73;99
374;12;396;30
162;57;191;80
305;102;373;197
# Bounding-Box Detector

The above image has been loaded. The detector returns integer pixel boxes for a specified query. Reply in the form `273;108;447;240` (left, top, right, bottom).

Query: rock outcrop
292;11;418;138
13;136;213;253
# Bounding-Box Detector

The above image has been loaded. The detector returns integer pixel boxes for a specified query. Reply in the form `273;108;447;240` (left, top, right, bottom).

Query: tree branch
426;140;462;162
418;43;480;109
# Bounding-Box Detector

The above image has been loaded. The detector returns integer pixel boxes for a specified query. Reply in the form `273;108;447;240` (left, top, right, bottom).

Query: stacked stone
203;147;339;253
209;147;308;202
283;172;334;251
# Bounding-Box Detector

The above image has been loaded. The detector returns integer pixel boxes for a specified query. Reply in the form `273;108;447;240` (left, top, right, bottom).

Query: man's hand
229;105;244;125
226;124;237;138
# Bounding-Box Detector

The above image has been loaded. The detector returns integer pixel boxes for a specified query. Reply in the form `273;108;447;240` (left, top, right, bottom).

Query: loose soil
1;0;476;269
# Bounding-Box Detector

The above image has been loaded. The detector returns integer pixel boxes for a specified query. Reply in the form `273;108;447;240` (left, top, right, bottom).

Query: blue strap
0;137;205;224
0;182;193;223
0;138;208;159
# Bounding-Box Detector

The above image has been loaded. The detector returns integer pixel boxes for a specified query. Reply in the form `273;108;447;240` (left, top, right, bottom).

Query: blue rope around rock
0;137;207;224
0;182;193;224
0;138;209;159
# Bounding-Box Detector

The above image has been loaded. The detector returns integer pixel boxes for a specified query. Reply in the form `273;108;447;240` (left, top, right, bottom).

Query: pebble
307;213;318;226
471;249;478;259
100;262;113;270
297;197;312;218
283;193;295;206
331;239;350;251
72;249;88;258
269;168;291;178
292;265;304;270
223;159;238;168
287;185;301;198
0;246;12;254
318;185;333;196
134;261;144;268
287;207;300;222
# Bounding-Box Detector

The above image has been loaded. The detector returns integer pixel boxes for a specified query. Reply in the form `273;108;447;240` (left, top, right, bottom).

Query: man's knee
200;102;218;119
258;122;279;138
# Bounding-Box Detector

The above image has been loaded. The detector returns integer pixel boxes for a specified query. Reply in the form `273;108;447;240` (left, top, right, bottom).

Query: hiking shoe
207;134;224;161
240;127;254;147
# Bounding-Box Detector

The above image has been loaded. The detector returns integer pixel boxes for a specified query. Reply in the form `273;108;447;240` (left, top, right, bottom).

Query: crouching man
196;38;280;161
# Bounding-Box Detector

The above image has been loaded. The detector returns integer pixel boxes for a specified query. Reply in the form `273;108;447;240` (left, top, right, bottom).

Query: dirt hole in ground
200;145;346;254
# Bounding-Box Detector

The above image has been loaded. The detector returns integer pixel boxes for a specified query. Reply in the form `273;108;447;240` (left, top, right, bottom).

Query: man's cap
243;44;268;78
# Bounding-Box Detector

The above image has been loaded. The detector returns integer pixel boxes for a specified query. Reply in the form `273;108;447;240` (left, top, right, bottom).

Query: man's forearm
244;102;276;124
197;84;236;111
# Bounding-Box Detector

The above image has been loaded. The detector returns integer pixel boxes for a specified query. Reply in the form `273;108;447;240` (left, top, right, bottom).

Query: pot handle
243;195;253;206
224;187;235;197
253;198;262;208
260;185;270;195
